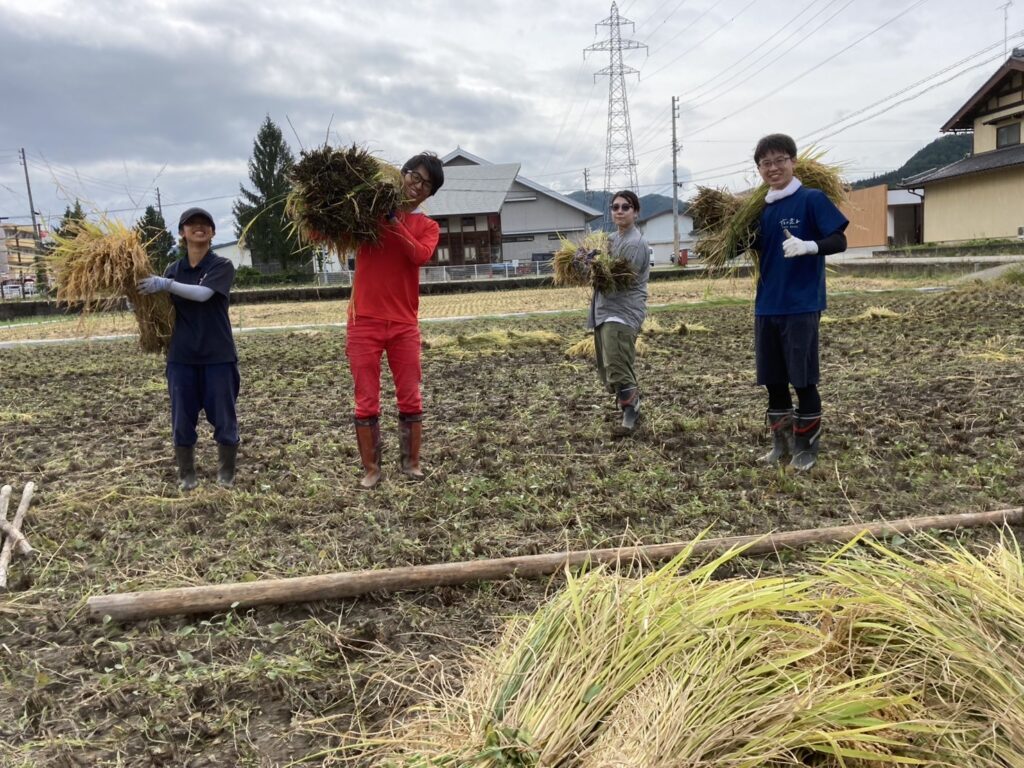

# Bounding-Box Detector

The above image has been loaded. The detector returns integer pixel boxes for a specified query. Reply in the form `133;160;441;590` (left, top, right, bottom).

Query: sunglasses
610;203;633;212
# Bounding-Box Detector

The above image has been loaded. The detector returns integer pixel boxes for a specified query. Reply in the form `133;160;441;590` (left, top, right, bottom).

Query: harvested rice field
2;274;1024;765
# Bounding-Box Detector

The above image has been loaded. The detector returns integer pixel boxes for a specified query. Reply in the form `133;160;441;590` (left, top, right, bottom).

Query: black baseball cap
178;207;216;232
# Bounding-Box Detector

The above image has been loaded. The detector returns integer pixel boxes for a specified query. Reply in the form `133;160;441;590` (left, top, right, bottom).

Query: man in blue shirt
752;134;848;471
138;207;239;490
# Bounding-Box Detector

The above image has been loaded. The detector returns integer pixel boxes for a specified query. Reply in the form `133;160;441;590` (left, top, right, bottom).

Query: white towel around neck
764;177;802;204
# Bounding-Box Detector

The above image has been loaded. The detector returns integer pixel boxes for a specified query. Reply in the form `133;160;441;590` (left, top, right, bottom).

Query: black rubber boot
759;408;795;465
354;416;382;489
217;443;238;488
790;412;822;472
175;445;198;491
616;386;641;435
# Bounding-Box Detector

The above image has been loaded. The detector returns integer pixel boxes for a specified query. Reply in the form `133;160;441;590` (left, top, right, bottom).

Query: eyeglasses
404;170;432;190
610;203;633;212
757;156;793;170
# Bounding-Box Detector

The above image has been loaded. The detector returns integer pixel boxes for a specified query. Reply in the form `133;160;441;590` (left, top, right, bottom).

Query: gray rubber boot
617;386;641;434
759;408;795;465
217;443;238;488
790;412;822;472
175;445;198;491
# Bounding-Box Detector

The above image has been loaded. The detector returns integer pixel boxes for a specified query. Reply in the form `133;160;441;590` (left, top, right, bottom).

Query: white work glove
782;228;818;258
137;275;172;294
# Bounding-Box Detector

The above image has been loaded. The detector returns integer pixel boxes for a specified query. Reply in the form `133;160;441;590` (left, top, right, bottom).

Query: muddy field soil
1;281;1023;766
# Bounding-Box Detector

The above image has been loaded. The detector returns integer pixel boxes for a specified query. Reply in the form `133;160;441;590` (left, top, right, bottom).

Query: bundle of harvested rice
589;251;637;294
552;231;609;287
689;185;741;233
284;144;406;253
564;335;648;360
426;329;561;354
696;149;848;276
351;534;1024;767
49;217;173;354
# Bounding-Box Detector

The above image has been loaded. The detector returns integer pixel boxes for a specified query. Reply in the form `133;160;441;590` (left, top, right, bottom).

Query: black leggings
766;384;821;415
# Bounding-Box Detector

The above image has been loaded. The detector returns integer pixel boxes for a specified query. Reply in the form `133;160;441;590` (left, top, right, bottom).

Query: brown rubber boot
398;412;425;480
354;416;382;489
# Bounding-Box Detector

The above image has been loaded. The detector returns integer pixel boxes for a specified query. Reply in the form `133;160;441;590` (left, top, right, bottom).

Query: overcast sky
1;0;1021;240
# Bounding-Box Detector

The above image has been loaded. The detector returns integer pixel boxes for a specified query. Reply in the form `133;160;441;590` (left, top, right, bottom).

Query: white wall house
438;148;602;264
637;209;696;263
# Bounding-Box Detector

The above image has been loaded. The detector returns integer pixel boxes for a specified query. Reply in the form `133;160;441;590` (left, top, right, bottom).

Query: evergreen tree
54;200;86;239
233;116;306;271
135;205;177;272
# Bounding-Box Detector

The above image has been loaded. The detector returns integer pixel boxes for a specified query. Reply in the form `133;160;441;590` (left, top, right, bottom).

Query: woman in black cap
137;207;239;490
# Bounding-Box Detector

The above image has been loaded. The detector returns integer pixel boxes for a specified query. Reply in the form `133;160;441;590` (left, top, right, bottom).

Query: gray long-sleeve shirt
587;224;651;331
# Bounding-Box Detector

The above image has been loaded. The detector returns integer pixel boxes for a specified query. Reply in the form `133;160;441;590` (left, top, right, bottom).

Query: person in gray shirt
587;189;651;434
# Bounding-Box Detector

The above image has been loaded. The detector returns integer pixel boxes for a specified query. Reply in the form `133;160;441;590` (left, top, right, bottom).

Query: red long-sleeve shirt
348;211;440;325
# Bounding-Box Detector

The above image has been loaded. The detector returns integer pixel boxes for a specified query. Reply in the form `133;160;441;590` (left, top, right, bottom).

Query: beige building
910;48;1024;242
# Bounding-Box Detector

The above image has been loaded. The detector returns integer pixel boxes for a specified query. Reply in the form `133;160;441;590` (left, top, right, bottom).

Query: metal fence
316;260;555;286
0;278;42;302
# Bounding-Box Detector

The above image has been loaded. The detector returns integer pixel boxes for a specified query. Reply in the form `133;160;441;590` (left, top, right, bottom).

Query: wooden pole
0;520;32;556
0;481;34;590
87;507;1024;622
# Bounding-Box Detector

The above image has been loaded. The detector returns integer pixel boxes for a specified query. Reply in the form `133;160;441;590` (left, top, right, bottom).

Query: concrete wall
923;166;1024;241
639;212;696;262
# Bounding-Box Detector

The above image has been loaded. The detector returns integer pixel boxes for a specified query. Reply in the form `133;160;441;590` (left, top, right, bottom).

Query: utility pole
585;2;647;226
156;187;163;217
19;148;40;241
671;96;681;263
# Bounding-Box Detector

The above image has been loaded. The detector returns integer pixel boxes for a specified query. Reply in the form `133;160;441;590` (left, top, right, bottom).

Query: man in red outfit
347;152;444;489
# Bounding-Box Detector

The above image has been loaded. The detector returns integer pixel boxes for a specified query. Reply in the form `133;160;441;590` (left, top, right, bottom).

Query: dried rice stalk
49;216;173;354
284;144;407;255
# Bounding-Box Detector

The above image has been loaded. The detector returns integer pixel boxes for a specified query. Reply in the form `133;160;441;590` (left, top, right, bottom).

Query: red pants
346;317;422;419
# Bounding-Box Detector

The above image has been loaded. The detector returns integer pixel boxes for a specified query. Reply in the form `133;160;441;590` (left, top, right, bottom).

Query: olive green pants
594;321;638;394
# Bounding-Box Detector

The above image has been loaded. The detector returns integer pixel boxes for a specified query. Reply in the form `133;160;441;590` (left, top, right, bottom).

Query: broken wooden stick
86;506;1024;622
0;481;36;590
0;520;32;557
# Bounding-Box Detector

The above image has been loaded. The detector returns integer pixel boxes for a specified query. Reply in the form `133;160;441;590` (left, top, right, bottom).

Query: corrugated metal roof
906;144;1024;186
422;163;520;216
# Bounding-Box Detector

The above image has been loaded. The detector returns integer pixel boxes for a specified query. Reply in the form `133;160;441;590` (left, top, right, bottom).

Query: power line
682;0;929;139
644;0;759;79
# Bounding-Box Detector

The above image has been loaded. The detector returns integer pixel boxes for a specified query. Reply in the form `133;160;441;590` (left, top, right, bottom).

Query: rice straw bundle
353;534;1024;767
696;149;848;277
552;231;609;287
589;251;637;294
284;144;406;254
49;216;174;354
689;185;741;233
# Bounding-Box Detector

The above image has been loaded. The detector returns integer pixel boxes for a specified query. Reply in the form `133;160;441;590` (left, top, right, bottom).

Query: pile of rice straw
285;144;407;254
49;216;174;354
553;231;636;293
694;149;848;277
350;533;1024;767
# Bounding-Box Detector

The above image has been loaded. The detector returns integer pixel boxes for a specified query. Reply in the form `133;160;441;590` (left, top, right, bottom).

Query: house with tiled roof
909;48;1024;242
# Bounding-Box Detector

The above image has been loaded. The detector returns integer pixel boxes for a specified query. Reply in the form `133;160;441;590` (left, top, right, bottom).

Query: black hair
611;189;640;212
402;152;445;195
754;134;798;164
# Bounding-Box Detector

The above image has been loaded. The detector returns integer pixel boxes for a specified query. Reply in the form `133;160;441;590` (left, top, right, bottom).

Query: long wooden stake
0;520;32;556
87;506;1024;622
0;481;35;590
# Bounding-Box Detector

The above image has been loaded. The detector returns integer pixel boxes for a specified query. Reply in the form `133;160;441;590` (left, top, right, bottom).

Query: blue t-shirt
164;251;237;364
754;187;848;316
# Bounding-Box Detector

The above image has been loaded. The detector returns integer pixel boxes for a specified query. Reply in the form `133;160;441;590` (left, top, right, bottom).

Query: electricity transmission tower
585;1;647;219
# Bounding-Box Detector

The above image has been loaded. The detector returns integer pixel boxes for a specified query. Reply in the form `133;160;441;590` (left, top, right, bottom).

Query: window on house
461;217;477;232
464;245;478;262
435;246;450;263
437;218;449;233
997;122;1021;149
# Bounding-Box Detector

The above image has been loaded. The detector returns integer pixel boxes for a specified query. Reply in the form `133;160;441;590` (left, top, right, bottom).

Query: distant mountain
852;134;973;189
566;190;684;229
